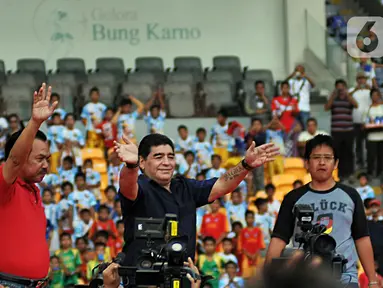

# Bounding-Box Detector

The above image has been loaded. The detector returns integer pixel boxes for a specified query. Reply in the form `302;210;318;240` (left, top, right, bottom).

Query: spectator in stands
200;200;229;248
265;184;280;218
357;58;378;88
365;199;383;274
89;204;118;243
144;90;166;134
57;181;73;235
6;113;24;138
59;155;77;184
42;188;58;229
245;118;266;191
175;125;195;153
194;127;214;168
225;189;247;227
96;107;117;158
286;65;315;128
210;109;235;164
325;79;358;180
356;173;376;201
219;261;244;288
266;134;377;288
297;117;328;156
179;150;201;179
47;112;65;174
254;198;274;256
55;232;82;286
87;242;107;281
112;199;122;223
83;158;101;202
62;113;85;167
47;92;66;125
238;210;265;278
81;87;107;148
292;179;303;189
349;72;372;168
244;80;270;122
219;238;238;265
68;172;97;221
197;237;225;288
265;117;285;178
72;208;93;240
365;88;383;177
115;220;125;255
112;96;144;143
108;152;124;191
206;154;226;179
104;185;118;211
49;255;64;287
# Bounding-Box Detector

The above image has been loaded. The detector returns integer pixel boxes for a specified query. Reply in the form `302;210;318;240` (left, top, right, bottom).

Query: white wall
0;0;288;80
284;0;326;71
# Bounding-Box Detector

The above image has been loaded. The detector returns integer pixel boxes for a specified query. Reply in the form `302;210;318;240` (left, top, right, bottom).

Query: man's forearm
119;166;139;200
208;162;248;202
265;237;287;264
355;237;378;282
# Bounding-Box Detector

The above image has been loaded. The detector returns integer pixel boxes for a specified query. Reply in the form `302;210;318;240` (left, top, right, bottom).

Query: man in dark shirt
114;133;279;265
324;79;358;180
265;134;377;288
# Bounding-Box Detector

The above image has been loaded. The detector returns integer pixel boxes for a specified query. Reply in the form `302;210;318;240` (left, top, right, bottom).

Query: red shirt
237;227;265;254
0;165;49;279
359;272;383;288
271;96;299;132
96;120;117;148
200;212;229;240
88;219;118;240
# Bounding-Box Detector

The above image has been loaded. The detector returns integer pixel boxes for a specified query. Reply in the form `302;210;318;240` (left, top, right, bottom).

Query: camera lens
313;234;336;255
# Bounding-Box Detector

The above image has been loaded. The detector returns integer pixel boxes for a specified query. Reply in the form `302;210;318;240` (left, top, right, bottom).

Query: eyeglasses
310;155;335;162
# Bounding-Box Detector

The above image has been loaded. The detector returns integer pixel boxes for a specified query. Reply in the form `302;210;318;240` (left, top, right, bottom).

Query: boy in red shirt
271;81;299;133
96;108;117;158
200;200;229;251
237;210;265;278
88;205;118;245
114;220;125;254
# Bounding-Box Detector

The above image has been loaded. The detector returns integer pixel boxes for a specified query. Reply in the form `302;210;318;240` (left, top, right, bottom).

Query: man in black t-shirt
265;134;378;288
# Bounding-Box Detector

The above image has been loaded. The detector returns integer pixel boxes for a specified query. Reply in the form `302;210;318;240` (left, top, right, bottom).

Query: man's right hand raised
114;135;138;164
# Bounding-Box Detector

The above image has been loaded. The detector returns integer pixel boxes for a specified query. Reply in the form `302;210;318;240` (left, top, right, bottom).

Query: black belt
0;272;48;287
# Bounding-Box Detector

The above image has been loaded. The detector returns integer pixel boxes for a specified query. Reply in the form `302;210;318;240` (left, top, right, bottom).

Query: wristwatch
241;159;253;171
368;281;379;287
125;160;139;169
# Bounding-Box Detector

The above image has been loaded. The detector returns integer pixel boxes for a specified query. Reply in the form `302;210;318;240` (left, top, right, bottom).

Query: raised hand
244;142;280;169
32;83;58;124
113;135;138;164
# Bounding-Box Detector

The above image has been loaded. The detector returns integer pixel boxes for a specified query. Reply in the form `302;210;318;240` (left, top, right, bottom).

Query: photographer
114;134;279;266
265;134;377;288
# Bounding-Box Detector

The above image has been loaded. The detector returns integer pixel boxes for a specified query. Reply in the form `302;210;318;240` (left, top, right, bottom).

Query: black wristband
241;159;253;171
125;160;139;169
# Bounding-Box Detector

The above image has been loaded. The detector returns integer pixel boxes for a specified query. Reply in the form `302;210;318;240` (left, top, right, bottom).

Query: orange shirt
237;226;265;254
88;219;118;240
200;212;229;240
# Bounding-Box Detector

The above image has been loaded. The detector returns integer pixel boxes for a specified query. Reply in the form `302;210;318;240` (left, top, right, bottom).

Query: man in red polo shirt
0;83;58;287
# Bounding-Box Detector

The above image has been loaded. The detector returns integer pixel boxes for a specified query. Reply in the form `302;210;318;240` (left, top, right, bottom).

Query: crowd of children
0;86;382;288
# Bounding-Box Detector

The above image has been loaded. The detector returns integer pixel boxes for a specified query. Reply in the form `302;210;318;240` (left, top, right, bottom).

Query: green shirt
198;255;224;288
50;269;64;288
55;248;82;285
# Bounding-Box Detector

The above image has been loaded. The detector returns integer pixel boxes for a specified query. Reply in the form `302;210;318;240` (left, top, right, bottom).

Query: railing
305;10;357;85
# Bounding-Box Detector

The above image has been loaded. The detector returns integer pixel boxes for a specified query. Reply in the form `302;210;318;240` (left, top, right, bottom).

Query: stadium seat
212;55;242;83
166;71;195;85
81;83;115;107
92;159;108;173
81;148;104;160
7;73;36;87
206;70;235;84
135;57;165;83
50;84;75;113
203;81;235;114
272;173;297;196
47;73;77;89
127;71;158;88
100;172;109;191
0;60;6;85
96;57;125;84
283;158;307;180
164;83;195;117
2;85;33;119
57;58;87;83
120;82;153;103
173;56;203;82
17;58;46;84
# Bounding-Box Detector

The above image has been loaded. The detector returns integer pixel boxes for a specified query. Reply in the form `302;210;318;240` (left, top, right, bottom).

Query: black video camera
274;204;347;279
118;214;204;288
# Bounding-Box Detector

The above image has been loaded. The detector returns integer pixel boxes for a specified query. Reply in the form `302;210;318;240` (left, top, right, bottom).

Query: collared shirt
0;165;49;279
120;174;217;265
